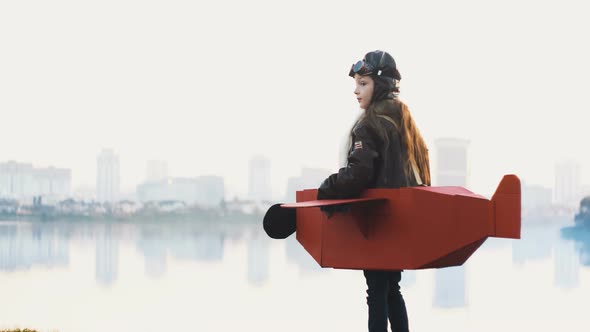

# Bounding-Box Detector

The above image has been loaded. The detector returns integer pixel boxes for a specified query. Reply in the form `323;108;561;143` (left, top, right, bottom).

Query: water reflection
136;226;167;279
553;239;579;289
169;231;224;262
247;232;270;286
0;221;238;286
3;216;590;331
1;217;590;296
285;235;325;275
0;222;69;272
560;225;590;266
433;266;466;308
96;224;118;286
400;270;416;287
512;225;555;265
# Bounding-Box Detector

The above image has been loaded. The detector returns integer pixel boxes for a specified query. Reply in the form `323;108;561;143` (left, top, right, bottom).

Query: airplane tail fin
491;174;521;239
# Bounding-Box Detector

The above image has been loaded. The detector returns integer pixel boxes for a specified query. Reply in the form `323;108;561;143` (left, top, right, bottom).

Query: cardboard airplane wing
263;174;521;270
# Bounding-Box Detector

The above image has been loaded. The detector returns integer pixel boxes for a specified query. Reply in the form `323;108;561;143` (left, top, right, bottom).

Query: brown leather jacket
317;113;417;200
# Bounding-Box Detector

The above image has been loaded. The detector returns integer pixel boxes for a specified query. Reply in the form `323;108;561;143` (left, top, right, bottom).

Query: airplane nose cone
263;203;297;239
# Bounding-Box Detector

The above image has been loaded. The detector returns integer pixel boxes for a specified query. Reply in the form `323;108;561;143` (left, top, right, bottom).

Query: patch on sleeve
354;141;363;150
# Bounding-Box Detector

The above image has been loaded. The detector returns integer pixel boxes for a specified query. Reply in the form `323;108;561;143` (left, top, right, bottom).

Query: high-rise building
248;155;271;202
0;162;34;198
146;160;168;183
96;149;120;203
195;176;225;207
0;161;71;201
34;167;72;198
434;138;470;186
522;183;552;210
554;160;581;207
285;167;331;202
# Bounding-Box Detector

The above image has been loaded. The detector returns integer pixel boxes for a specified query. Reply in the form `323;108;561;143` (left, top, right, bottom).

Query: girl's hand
320;204;351;219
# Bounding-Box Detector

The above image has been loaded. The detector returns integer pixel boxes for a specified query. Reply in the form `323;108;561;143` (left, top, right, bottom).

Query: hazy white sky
1;0;589;199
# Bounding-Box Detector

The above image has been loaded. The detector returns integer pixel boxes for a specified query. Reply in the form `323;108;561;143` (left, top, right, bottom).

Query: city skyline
1;149;589;205
4;136;589;201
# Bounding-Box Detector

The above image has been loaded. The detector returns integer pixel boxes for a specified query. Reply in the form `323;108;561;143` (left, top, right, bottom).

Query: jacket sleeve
317;122;380;200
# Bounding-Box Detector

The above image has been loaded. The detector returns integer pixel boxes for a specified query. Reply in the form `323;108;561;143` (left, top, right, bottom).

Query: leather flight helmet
349;50;402;102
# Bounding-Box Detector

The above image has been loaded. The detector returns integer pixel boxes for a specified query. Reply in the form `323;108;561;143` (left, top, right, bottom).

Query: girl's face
353;74;374;110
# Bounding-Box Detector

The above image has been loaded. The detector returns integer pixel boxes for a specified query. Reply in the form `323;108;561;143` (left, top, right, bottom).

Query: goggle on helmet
349;60;379;77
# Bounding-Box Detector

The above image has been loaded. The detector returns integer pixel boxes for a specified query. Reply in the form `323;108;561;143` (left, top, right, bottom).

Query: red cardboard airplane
263;174;520;270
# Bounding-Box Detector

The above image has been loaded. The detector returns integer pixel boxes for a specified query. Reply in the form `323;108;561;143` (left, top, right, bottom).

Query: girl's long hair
349;98;431;186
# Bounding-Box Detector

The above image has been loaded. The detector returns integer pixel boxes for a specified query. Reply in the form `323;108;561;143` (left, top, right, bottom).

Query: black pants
363;270;409;332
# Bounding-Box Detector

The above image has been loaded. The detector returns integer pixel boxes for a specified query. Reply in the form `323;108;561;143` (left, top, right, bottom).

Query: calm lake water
1;216;589;332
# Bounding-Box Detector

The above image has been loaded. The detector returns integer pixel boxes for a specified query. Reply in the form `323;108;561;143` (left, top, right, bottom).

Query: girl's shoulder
352;117;388;145
352;117;376;135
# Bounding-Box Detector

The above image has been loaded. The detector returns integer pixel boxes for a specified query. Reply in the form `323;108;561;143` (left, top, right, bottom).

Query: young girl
317;50;431;332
